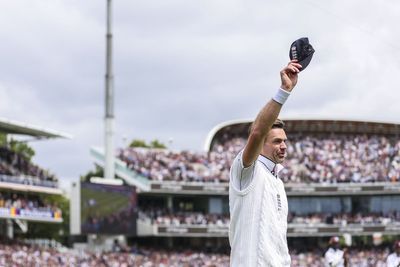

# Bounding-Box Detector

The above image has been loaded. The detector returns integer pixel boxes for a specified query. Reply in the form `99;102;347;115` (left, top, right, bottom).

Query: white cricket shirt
324;247;344;267
387;252;400;267
229;151;290;267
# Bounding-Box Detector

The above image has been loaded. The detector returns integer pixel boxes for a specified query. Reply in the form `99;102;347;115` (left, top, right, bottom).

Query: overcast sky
0;0;399;186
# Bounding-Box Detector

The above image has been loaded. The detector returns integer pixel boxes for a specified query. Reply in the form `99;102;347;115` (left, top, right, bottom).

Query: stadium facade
82;118;400;254
0;118;69;239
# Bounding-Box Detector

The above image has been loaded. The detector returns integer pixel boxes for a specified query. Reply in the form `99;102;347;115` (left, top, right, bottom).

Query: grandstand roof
0;117;72;139
204;118;400;151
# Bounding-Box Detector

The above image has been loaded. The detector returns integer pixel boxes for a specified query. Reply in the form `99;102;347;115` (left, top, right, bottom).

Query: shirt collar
257;154;284;175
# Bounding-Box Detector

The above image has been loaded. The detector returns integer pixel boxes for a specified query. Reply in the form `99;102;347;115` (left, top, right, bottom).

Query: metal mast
104;0;115;179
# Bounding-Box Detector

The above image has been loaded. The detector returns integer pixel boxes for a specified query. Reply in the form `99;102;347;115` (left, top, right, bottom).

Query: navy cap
289;37;315;71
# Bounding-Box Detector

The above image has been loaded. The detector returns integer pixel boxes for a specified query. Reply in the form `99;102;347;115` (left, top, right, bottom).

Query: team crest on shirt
277;194;282;211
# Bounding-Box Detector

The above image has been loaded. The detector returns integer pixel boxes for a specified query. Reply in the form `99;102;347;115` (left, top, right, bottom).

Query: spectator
324;236;348;267
118;134;400;184
386;240;400;267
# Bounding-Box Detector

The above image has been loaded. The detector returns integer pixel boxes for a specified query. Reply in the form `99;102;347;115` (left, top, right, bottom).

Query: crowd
290;248;389;267
0;242;398;266
138;208;400;227
118;133;400;184
280;135;400;184
0;146;57;188
118;148;230;183
288;211;400;225
0;243;230;267
139;208;229;226
0;192;61;215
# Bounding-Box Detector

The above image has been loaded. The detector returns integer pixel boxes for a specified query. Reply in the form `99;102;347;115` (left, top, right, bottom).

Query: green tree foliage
129;139;166;149
0;133;7;146
150;139;166;149
80;165;104;182
129;139;148;148
0;133;36;162
9;140;35;162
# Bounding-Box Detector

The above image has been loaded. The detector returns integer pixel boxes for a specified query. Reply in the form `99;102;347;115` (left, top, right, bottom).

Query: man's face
262;128;288;164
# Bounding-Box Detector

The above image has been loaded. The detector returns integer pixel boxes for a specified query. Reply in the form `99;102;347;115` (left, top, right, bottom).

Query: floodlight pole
104;0;115;179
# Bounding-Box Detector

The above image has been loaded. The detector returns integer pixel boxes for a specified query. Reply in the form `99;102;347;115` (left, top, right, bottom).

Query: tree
0;133;36;162
80;165;104;182
129;139;148;148
9;140;35;162
129;139;167;149
150;139;166;149
0;133;7;146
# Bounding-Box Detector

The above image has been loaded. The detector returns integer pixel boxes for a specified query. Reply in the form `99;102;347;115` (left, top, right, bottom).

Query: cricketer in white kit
229;60;302;267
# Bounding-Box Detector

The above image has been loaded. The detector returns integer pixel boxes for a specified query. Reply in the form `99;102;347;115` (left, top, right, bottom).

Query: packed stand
0;192;61;217
290;247;389;267
214;134;400;183
281;134;400;183
118;133;400;184
0;242;230;267
139;208;229;226
139;208;399;227
288;211;400;225
0;146;57;187
119;148;230;183
1;240;399;266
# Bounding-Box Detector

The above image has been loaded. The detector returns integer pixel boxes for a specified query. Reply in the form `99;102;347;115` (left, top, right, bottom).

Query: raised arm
242;60;302;167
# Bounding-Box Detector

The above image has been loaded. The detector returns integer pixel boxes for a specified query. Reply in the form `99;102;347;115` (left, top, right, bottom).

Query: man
387;240;400;267
229;60;302;266
324;236;348;267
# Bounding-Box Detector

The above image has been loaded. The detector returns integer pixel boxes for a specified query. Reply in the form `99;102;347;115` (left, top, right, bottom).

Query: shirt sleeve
230;150;256;191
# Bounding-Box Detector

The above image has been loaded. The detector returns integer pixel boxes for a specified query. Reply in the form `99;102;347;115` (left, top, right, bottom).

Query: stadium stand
81;119;400;265
1;239;398;267
115;120;400;184
0;192;61;213
0;118;69;238
118;132;400;184
138;209;400;227
0;118;70;189
0;146;57;188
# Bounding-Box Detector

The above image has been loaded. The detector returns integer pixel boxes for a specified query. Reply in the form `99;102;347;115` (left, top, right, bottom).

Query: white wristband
272;88;290;105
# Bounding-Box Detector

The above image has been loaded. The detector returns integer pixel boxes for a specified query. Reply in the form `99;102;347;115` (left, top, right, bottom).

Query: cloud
1;0;400;182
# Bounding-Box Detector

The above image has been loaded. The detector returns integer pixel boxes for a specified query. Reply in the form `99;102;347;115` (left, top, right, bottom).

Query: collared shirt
257;154;285;178
324;247;345;267
387;252;400;267
232;153;284;191
229;150;290;267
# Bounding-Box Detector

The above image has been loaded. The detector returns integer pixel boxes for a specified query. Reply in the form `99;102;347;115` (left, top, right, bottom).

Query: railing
0;207;62;223
148;181;400;196
90;147;400;195
90;147;150;191
0;174;58;188
137;221;400;237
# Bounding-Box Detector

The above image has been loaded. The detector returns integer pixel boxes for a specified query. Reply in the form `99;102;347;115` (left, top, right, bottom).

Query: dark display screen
81;182;137;235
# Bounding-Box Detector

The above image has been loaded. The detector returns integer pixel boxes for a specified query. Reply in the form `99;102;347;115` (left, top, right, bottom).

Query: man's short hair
272;119;285;129
248;118;285;136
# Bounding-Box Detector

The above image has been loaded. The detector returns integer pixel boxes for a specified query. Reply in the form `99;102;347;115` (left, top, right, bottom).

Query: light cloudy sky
0;0;399;185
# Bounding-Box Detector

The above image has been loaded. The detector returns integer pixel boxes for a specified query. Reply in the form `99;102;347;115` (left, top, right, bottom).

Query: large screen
80;182;137;235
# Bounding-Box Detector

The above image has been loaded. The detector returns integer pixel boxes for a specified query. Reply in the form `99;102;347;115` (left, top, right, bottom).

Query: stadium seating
139;208;229;226
138;205;400;227
118;133;400;184
0;241;393;266
0;192;62;221
0;146;57;188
